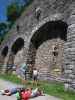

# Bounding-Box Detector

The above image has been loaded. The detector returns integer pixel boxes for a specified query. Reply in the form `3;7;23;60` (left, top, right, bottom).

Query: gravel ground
0;79;62;100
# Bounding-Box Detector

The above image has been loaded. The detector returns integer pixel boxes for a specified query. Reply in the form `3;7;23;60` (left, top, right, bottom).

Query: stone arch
0;46;8;68
27;19;68;79
1;46;8;57
7;37;24;72
11;37;24;54
28;13;64;42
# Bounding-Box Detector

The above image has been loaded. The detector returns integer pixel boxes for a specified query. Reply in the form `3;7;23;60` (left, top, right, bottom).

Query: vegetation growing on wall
0;0;34;44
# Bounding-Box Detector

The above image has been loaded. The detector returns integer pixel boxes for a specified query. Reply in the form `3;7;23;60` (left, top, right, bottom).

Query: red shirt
21;90;31;100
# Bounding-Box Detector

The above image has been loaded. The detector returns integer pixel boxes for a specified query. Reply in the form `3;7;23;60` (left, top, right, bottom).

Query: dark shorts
33;75;37;81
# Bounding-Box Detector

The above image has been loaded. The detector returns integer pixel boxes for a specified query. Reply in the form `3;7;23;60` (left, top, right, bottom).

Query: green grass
0;73;75;100
40;81;75;100
0;73;22;84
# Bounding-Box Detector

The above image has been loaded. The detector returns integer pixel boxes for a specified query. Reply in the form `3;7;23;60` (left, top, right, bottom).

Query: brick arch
0;46;9;69
11;37;24;54
6;37;24;72
1;46;8;57
27;16;68;79
28;13;64;43
31;20;67;49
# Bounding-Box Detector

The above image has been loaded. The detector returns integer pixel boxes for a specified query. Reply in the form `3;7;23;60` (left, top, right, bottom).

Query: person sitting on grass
20;88;31;100
15;91;21;100
16;88;25;100
30;88;44;98
16;87;44;100
1;87;22;96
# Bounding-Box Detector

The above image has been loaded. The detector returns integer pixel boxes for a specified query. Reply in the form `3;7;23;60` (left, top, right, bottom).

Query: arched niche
27;20;68;78
6;38;24;72
31;20;67;49
11;38;24;54
0;46;8;69
1;46;8;57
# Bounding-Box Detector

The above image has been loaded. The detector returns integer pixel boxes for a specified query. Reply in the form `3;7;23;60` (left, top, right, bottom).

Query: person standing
33;68;38;86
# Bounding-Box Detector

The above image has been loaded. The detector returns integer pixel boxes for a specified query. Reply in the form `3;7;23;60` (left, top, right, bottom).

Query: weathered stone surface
0;0;75;90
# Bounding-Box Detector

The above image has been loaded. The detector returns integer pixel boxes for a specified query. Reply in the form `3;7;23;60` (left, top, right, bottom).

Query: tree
23;0;33;6
0;23;8;36
23;0;29;4
0;22;8;44
6;2;21;23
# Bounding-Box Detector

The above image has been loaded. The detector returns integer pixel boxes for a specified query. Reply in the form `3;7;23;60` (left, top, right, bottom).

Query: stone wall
0;0;75;90
35;39;64;80
63;4;75;90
